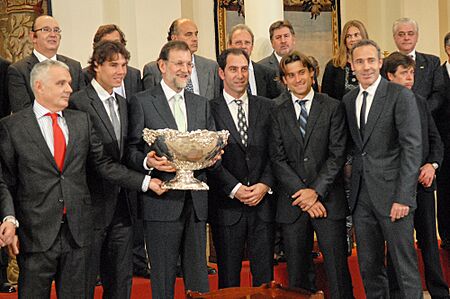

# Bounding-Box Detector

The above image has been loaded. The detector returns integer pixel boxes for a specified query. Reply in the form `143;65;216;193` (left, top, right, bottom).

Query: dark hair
382;52;415;79
158;40;190;61
93;24;127;47
445;32;450;47
279;51;314;78
88;40;130;75
269;20;295;41
217;48;249;70
350;39;381;59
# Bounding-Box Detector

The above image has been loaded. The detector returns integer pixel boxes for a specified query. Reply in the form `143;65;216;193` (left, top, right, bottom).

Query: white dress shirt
91;79;121;127
190;55;200;94
355;75;382;128
33;49;57;62
248;61;257;96
291;88;315;118
446;61;450;79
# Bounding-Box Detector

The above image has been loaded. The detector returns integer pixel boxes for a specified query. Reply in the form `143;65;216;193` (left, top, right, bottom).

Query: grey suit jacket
142;54;220;100
69;84;133;229
343;78;422;216
7;53;85;113
126;84;215;222
258;52;280;77
82;65;143;101
0;164;14;220
0;108;145;253
270;91;349;222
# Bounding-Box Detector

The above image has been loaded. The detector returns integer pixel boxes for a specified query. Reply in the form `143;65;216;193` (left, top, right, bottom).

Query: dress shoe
0;283;16;293
133;267;151;279
311;251;321;259
441;239;450;250
207;266;217;275
95;275;102;286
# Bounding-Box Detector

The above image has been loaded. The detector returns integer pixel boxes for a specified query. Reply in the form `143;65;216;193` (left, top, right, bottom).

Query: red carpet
0;247;449;299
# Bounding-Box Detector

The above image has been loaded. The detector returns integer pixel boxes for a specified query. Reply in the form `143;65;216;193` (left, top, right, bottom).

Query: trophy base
162;169;209;190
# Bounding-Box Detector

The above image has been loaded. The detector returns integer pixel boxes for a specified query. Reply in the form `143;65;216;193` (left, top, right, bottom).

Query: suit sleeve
0;164;14;220
424;100;444;166
395;88;423;204
310;102;347;198
7;64;33;113
72;62;86;92
0;122;16;219
142;64;158;90
269;109;307;196
86;112;145;190
427;56;446;114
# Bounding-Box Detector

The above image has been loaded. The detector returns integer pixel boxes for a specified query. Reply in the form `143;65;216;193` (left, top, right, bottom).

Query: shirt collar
33;49;57;62
274;52;283;63
248;60;254;71
359;75;382;96
91;78;115;102
290;88;315;104
160;78;184;101
223;90;248;105
405;49;416;60
33;100;63;119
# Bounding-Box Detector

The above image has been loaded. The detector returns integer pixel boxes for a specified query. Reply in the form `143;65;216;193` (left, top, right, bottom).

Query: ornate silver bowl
143;128;229;190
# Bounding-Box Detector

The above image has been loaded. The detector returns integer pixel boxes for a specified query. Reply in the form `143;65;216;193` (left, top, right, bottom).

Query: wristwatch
432;162;439;170
3;216;19;228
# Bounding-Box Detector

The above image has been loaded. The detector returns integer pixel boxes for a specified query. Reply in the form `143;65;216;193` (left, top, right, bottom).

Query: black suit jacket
270;91;348;223
0;57;10;118
435;63;450;150
413;52;445;114
69;84;133;229
343;78;422;216
82;66;143;101
7;53;85;113
208;94;275;226
0;108;145;253
0;164;14;220
126;84;215;222
253;62;282;99
321;60;347;101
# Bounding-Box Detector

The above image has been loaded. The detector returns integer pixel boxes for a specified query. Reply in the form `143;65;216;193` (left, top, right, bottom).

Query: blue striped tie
296;99;308;137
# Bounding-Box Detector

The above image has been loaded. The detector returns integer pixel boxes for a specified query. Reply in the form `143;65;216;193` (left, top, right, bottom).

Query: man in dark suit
227;24;282;99
127;41;215;299
208;48;275;288
0;59;164;298
392;17;444;114
270;51;353;299
343;39;423;299
70;41;138;298
0;57;10;118
142;18;220;100
81;24;148;278
383;52;449;299
258;20;296;78
436;32;450;250
82;24;143;101
7;15;85;113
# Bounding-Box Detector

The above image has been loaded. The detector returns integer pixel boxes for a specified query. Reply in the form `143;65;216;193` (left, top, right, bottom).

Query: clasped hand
235;183;270;206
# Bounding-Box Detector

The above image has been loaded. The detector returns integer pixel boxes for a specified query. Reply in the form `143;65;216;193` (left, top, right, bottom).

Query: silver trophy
143;128;229;190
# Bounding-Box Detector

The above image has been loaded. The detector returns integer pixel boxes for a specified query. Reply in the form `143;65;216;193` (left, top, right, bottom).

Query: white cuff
141;175;151;192
229;183;242;199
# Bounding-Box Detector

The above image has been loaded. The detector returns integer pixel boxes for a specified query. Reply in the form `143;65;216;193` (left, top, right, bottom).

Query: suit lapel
247;95;261;148
362;79;388;146
194;55;207;97
303;94;323;148
346;89;363;148
151;85;178;129
185;92;201;131
63;110;78;170
213;96;246;151
22;108;58;170
87;85;120;152
281;93;303;146
117;94;127;157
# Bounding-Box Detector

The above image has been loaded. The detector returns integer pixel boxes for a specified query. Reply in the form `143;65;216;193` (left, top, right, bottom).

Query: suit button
58;199;64;203
362;152;367;156
245;157;250;161
60;175;65;180
303;157;309;162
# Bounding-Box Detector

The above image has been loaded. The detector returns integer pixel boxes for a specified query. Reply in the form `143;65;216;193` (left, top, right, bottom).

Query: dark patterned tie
360;91;368;139
106;96;121;148
235;99;248;146
185;78;194;93
296;100;308;137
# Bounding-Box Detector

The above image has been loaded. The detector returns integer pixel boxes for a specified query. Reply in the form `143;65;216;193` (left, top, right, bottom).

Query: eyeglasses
168;61;194;69
33;27;62;34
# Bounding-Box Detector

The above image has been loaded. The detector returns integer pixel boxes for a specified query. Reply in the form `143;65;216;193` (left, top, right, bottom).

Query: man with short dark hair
7;15;84;113
127;40;215;299
343;39;423;299
143;18;220;100
258;20;296;77
83;24;143;101
0;59;164;298
270;51;353;298
70;40;142;298
227;24;281;99
208;48;275;288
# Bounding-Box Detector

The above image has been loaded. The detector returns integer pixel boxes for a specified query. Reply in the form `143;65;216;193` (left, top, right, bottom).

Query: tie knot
46;112;58;123
107;96;116;104
234;99;243;106
362;91;368;98
173;94;183;102
296;99;308;107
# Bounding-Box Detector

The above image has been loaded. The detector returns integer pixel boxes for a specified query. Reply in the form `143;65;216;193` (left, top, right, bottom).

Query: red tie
47;113;67;215
47;113;66;171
